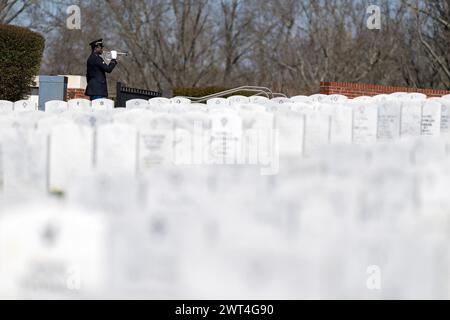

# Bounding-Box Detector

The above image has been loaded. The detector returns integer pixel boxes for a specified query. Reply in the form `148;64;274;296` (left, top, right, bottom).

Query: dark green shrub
173;86;257;99
0;24;45;101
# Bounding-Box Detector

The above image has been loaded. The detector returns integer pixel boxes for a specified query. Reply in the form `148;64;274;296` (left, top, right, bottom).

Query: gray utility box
38;75;68;111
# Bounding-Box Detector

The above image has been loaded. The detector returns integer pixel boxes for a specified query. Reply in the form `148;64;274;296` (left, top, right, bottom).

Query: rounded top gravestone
126;99;149;110
389;92;409;99
265;97;292;113
408;93;427;101
206;98;227;107
290;95;310;104
248;96;270;106
170;97;191;105
270;97;292;105
148;97;171;107
372;94;390;102
13;100;37;112
309;94;327;103
227;95;249;106
92;98;114;110
0;100;14;112
45;100;68;113
68;99;91;111
327;94;348;104
352;96;373;101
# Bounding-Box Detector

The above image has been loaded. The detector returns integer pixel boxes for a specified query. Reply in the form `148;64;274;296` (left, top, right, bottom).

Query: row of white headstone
1;136;450;299
0;98;114;112
1;93;450;193
2;93;450;299
2;91;449;111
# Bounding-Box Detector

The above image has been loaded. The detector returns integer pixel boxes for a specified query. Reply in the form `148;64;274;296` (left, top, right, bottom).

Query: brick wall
66;88;89;100
320;82;450;98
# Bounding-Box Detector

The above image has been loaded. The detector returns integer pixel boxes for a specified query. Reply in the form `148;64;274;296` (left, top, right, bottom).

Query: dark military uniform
85;39;117;99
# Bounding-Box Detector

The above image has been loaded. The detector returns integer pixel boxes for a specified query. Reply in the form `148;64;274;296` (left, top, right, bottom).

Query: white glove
111;50;117;59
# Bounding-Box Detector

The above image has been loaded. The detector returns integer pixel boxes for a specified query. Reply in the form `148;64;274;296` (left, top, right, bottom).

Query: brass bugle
104;50;129;56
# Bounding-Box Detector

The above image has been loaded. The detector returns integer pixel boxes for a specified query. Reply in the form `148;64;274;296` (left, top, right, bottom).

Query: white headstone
290;95;310;103
92;98;114;110
184;103;208;113
14;100;37;112
108;213;186;298
309;94;328;103
421;100;441;136
400;100;422;137
270;97;292;106
330;106;353;144
409;93;427;100
312;103;337;115
240;110;274;167
60;111;110;128
206;98;227;107
96;123;137;175
291;103;315;114
126;99;149;110
173;112;211;165
377;100;401;141
0;116;35;131
265;98;292;112
303;112;331;156
18;110;48;123
249;96;270;106
237;103;266;113
0;128;47;194
137;115;175;170
0;100;14;112
209;109;242;164
389;92;409;99
170;97;191;105
327;94;348;104
149;97;171;107
0;115;16;129
113;109;152;126
227;95;249;106
350;101;378;144
37;116;73;134
45;100;68;113
428;97;450;135
352;96;373;101
0;206;108;299
49;124;94;192
68;99;91;111
372;94;390;102
274;110;304;157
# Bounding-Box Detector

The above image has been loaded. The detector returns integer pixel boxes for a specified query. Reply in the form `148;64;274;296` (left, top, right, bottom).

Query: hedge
173;86;258;99
0;24;45;101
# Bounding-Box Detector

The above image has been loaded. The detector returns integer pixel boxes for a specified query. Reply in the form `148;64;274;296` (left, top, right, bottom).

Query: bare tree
402;0;450;88
24;0;450;95
103;0;220;92
0;0;35;24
